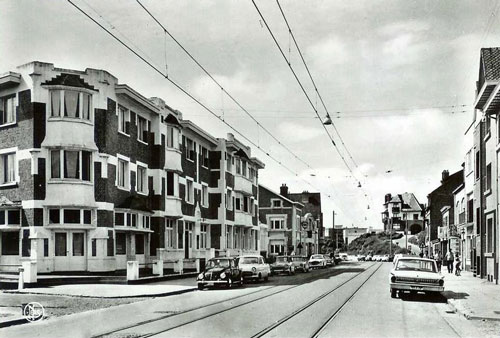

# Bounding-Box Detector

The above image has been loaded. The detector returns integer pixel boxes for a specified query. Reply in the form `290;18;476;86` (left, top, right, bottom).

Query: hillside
346;231;408;255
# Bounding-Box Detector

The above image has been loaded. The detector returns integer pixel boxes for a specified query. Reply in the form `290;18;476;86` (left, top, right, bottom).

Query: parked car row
357;254;394;262
197;253;339;290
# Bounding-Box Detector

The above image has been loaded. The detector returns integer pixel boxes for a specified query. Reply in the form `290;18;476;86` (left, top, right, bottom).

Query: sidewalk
443;269;500;321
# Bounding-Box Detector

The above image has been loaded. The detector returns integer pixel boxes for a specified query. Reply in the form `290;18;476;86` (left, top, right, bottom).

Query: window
226;154;232;172
92;239;97;256
235;197;241;211
236;158;241;175
55;233;67;256
243;197;249;213
73;233;84;256
200;224;207;249
64;209;80;224
466;150;472;174
199;147;209;167
22;229;30;257
186;179;194;203
137;115;149;143
166;171;177;196
475;151;480;180
50;150;92;181
135;234;144;254
115;212;125;226
117;105;130;134
467;196;473;223
487;217;494;253
0;152;16;185
166;125;179;149
249;167;254;181
117;158;129;189
202;185;208;207
270;244;284;255
0;95;16;126
413;213;419;220
137;165;147;194
83;210;92;224
1;231;19;255
226;190;233;210
186;138;196;161
107;230;114;256
142;215;150;229
116;232;126;254
242;161;247;177
270;219;284;230
272;199;282;208
50;90;91;121
485;116;491;134
165;218;175;248
49;209;60;224
49;209;91;225
486;163;492;191
43;238;49;257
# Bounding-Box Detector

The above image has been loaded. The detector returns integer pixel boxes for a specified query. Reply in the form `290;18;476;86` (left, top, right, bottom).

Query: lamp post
404;213;408;253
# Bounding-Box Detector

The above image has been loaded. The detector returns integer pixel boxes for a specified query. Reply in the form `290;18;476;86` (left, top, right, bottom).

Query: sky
1;0;499;229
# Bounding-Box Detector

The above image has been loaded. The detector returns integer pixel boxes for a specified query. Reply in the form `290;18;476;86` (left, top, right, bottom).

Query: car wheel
390;288;397;298
264;274;269;282
198;284;204;291
258;273;263;282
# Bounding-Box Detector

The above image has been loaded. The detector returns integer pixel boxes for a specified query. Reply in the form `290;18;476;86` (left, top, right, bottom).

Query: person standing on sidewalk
434;251;442;272
445;249;454;273
455;253;461;276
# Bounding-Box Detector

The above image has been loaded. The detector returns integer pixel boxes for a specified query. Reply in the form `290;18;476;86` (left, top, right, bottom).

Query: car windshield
206;259;231;268
276;257;288;262
311;255;323;259
240;257;259;264
396;259;436;272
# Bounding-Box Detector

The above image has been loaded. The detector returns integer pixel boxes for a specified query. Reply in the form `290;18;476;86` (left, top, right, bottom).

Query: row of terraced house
0;61;323;275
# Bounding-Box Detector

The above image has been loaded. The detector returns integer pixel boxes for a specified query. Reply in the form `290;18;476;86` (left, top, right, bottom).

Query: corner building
0;62;264;273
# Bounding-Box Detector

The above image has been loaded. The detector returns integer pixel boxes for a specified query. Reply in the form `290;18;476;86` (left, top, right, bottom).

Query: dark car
197;257;243;290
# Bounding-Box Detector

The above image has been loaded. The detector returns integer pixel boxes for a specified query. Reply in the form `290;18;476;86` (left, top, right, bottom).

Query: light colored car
289;255;310;272
389;257;444;298
382;254;390;262
308;254;328;269
270;256;295;275
340;253;348;261
237;255;271;282
393;253;404;266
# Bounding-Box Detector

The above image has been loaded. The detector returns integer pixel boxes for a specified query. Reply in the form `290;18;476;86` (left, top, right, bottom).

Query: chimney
280;184;288;198
385;193;392;203
441;170;449;183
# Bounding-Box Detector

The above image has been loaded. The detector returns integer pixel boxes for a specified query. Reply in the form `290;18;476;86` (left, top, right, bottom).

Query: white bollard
174;259;184;274
152;260;164;276
18;267;24;290
126;261;139;281
22;261;37;283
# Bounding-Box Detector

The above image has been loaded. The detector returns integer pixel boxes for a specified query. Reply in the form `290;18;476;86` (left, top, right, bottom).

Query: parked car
382;254;390;262
366;254;373;261
270;256;295;275
197;257;243;290
375;255;383;262
393;253;404;266
237;255;271;282
357;254;366;261
325;255;335;267
308;254;328;269
289;255;310;272
389;257;444;298
340;253;348;261
334;252;342;264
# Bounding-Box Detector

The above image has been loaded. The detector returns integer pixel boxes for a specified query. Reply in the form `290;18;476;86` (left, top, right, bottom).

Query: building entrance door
54;231;87;271
184;227;192;259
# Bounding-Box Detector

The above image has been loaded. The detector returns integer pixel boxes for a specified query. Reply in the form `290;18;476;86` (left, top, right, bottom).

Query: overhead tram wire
135;0;313;172
66;0;345;209
250;0;358;183
275;0;358;169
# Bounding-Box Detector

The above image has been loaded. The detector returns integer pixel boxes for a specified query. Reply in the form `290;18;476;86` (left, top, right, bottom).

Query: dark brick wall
211;224;221;249
34;208;43;227
34;158;45;200
205;193;221;219
97;209;113;228
33;102;46;148
150;216;164;256
209;151;220;170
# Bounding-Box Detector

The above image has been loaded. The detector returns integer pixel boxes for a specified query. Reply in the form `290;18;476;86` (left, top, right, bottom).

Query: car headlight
390;275;396;283
220;272;226;279
252;267;257;272
439;279;444;286
198;273;204;280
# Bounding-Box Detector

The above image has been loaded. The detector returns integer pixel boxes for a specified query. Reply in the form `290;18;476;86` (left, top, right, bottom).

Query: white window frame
49;149;93;182
186;178;194;204
0;148;17;187
117;105;130;136
270;218;285;230
271;199;283;208
226;189;233;210
201;184;209;207
185;138;196;161
116;155;130;190
166;125;180;150
165;218;175;248
136;114;149;144
136;162;148;195
166;170;178;197
226;153;232;172
49;88;93;122
0;94;16;127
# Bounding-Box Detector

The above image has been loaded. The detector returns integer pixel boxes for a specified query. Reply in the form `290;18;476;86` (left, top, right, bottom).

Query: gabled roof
259;184;304;208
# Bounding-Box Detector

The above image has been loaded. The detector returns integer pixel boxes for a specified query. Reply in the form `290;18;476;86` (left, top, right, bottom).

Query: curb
3;287;198;299
0;317;28;329
447;299;500;321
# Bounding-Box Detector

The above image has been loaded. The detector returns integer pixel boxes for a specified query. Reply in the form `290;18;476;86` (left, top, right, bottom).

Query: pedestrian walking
445;249;454;273
434;251;442;272
455;253;461;276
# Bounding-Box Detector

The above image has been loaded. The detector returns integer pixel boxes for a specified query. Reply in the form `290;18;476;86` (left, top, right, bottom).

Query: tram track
95;264;370;338
251;262;382;338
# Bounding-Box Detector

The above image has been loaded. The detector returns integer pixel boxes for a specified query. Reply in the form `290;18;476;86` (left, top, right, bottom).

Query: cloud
307;35;349;67
276;121;323;143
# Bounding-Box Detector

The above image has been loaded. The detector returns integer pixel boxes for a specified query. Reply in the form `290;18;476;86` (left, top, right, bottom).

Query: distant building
382;192;424;234
325;227;344;251
343;227;369;246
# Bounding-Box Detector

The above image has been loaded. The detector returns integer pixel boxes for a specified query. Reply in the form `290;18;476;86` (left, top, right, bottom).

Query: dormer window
50;89;92;121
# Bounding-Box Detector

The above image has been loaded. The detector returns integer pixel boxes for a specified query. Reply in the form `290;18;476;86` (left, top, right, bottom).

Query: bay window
166;125;179;149
50;149;92;181
0;95;16;126
50;89;92;121
166;171;178;197
186;179;194;203
165;218;175;248
48;208;93;225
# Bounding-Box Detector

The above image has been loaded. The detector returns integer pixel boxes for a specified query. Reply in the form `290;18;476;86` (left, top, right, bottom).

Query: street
3;262;498;338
